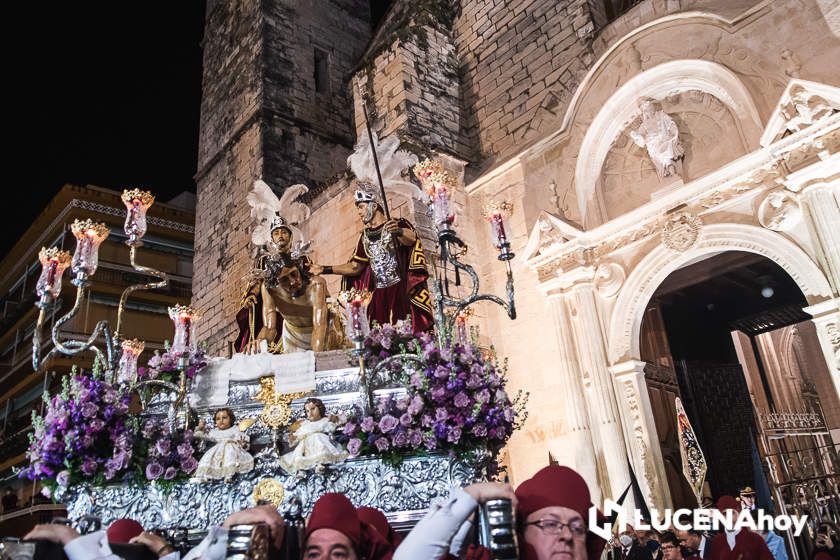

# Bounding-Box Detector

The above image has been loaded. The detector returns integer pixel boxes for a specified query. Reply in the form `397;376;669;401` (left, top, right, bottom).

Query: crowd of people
18;465;840;560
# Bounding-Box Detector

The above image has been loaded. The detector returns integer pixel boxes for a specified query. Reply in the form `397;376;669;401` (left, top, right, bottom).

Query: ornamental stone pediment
760;80;840;148
522;211;583;265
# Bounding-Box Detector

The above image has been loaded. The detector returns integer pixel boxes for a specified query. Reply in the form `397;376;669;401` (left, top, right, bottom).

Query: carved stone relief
758;189;803;232
622;380;657;504
661;212;703;252
600;91;747;220
629;98;685;180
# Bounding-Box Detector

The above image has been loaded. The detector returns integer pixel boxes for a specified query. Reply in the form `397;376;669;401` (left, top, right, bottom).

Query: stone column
609;359;672;511
803;299;840;399
566;279;631;501
800;182;840;296
547;292;602;504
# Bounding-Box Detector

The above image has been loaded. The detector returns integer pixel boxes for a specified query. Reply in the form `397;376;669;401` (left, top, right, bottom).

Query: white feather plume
348;132;426;204
247;180;310;247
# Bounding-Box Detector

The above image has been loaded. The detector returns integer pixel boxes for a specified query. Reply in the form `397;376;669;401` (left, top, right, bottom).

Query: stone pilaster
800;182;840;296
547;292;601;504
566;277;631;500
803;298;840;399
609;359;672;511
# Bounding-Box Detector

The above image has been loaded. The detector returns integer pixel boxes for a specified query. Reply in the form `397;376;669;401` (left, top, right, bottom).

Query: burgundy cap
107;518;144;544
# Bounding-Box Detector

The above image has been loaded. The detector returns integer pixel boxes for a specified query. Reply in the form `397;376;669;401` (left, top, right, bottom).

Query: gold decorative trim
121;189;155;208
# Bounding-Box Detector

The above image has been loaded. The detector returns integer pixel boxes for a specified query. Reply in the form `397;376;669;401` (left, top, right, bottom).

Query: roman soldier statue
235;180;345;353
310;133;434;333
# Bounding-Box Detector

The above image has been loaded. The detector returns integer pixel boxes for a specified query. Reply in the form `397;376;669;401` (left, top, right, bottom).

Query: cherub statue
630;97;685;180
235;180;345;353
279;398;347;475
194;408;255;482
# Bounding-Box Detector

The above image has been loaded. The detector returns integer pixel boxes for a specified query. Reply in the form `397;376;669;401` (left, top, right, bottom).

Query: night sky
4;2;206;261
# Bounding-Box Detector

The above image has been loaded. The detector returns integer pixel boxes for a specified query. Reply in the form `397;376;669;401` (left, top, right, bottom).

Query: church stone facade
194;0;840;509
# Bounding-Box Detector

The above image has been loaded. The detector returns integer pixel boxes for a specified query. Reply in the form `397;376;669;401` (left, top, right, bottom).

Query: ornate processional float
21;135;528;536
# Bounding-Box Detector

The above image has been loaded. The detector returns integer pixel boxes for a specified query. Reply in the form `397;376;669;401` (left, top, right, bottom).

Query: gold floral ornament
482;200;514;220
412;158;444;182
252;478;285;507
120;188;155;208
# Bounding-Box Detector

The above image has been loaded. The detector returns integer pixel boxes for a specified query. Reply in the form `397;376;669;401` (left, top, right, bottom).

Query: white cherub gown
195;426;254;480
279;417;347;474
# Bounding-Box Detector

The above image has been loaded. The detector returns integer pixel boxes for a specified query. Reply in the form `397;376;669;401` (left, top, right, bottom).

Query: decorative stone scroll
758;189;802;232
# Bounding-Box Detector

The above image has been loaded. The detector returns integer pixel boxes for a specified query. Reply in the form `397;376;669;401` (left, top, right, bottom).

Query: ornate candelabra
415;159;517;346
32;189;170;379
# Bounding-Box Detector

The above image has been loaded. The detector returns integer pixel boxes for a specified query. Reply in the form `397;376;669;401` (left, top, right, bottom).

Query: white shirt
725;529;741;550
62;528;229;560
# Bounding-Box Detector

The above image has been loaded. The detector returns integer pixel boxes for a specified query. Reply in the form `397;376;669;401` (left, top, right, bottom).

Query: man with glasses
394;465;607;560
677;529;711;560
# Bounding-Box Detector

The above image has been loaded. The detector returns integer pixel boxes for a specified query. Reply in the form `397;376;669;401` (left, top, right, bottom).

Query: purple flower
454;392;470;408
81;402;98;418
146;462;164;480
347;438;362;457
435;408;449;422
408;430;423;447
342;422;358;436
423;433;438;450
378;415;398;433
177;442;194;459
472;424;488;437
399;413;412;427
374;437;390;451
155;439;171;456
392;431;409;447
164;467;178;480
81;457;98;476
408;396;424;415
56;470;70;488
421;414;434;428
180;457;198;473
434;366;450;379
41;486;51;499
447;426;462;443
430;387;446;402
360;417;375;433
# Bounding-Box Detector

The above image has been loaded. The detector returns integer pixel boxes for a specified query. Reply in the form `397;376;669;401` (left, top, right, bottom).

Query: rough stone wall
193;0;371;355
454;0;597;172
353;3;468;160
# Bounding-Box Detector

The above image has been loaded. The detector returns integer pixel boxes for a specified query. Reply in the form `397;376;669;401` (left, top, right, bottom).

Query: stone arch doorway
607;223;837;513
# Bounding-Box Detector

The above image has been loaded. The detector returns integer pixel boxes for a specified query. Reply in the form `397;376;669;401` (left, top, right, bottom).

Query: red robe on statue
343;218;434;333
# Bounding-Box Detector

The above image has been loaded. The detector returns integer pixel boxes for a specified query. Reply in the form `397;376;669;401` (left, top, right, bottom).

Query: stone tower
193;0;371;354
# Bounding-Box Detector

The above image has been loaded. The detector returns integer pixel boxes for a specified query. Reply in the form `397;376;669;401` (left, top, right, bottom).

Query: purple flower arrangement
20;368;134;496
135;418;199;486
139;345;207;381
339;321;528;473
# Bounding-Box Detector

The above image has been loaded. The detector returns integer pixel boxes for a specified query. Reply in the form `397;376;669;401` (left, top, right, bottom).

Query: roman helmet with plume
348;132;427;223
247;180;311;257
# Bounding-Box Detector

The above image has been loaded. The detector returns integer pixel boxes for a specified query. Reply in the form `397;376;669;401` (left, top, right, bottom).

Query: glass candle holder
168;304;200;356
70;219;110;280
118;339;145;384
455;308;473;346
483;201;514;260
121;189;155;244
35;247;72;301
414;159;456;230
338;290;373;342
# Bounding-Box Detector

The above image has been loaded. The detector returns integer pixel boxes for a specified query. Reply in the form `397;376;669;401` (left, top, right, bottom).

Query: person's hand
223;504;285;549
463;481;517;508
24;524;80;545
384;220;402;236
129;531;173;557
310;264;324;276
